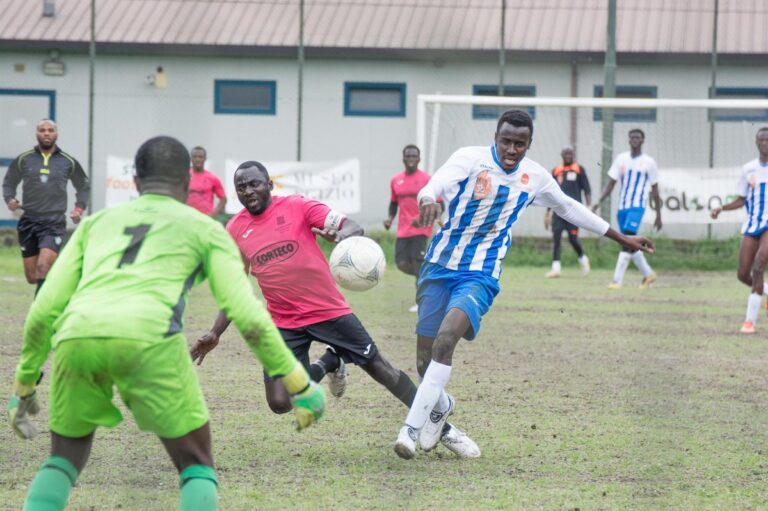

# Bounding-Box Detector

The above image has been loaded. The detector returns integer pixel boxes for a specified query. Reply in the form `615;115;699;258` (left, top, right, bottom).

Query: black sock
310;350;341;382
35;279;45;297
390;370;418;407
309;363;326;382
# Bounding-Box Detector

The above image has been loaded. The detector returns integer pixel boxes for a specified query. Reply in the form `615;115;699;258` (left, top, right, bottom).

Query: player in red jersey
384;145;439;312
191;161;478;457
186;146;227;217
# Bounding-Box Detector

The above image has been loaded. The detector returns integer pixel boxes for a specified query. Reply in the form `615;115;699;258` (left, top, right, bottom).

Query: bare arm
650;183;663;230
711;196;745;220
591;178;616;212
384;201;398;230
212;196;227;217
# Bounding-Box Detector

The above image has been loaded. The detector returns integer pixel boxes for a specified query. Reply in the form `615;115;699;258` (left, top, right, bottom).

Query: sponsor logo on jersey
252;240;299;266
520;173;530;185
242;228;253;238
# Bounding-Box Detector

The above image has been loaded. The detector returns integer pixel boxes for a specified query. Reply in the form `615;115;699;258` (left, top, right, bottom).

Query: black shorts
395;235;427;265
17;214;67;258
263;314;379;382
552;214;579;236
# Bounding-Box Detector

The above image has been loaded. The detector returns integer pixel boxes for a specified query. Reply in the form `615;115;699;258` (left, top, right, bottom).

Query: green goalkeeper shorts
49;335;209;439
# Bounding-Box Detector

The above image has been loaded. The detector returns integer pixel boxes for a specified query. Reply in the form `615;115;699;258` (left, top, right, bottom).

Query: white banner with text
224;159;361;215
643;166;743;224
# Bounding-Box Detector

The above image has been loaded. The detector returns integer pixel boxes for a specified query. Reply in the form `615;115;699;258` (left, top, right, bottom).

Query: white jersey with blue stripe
417;145;609;279
737;158;768;235
607;152;659;210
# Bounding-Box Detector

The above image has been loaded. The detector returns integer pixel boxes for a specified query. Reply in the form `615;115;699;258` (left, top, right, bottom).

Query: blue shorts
415;263;500;341
617;207;645;235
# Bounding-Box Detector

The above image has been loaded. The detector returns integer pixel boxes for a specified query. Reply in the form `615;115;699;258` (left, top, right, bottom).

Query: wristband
281;363;310;395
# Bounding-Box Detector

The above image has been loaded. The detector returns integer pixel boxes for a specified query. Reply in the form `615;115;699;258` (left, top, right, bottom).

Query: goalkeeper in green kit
6;136;325;511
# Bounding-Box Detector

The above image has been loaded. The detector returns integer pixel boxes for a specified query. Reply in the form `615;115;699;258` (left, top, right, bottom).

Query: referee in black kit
3;119;90;294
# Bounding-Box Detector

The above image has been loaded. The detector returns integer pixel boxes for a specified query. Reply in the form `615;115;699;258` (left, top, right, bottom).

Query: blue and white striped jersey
607;152;659;210
418;145;609;279
737;158;768;235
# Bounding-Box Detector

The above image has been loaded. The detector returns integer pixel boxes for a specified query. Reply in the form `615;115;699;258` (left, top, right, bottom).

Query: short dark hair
134;136;190;181
402;144;420;156
629;128;645;138
190;146;207;157
496;109;534;137
235;160;269;179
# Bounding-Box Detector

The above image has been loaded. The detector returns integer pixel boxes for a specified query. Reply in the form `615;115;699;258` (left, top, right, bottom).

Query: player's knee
396;260;414;275
24;272;36;284
35;262;52;278
431;333;459;364
266;396;292;414
737;268;751;284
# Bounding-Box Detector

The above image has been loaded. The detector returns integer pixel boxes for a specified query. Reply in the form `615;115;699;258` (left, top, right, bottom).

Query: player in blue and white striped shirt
710;126;768;333
593;129;662;289
393;110;656;459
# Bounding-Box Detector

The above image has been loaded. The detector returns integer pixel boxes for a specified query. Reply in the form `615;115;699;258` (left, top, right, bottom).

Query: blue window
214;80;276;115
594;85;657;122
472;85;536;120
344;82;406;117
709;87;768;122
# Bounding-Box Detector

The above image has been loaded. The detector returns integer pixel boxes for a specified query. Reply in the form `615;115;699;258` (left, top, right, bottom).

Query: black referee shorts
263;313;380;382
17;214;67;258
552;214;579;236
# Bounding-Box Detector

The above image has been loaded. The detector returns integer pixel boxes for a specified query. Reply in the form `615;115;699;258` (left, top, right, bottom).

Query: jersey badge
473;171;492;200
242;228;254;238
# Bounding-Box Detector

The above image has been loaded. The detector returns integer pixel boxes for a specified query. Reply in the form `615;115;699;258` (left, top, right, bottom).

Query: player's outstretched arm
312;217;363;242
711;196;745;220
604;228;655;253
190;311;231;365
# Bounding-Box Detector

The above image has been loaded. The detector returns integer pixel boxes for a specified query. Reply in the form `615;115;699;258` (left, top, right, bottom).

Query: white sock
763;284;768;296
434;390;451;413
404;361;452;431
551;260;561;273
746;293;762;323
612;252;631;284
631;251;653;277
578;255;589;265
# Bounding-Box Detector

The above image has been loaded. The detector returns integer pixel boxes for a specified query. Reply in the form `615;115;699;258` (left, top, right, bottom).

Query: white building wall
1;50;764;239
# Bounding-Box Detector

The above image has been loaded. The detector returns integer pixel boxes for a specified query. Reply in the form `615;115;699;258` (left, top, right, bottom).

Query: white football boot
326;357;347;398
441;424;481;458
394;425;418;460
419;394;454;451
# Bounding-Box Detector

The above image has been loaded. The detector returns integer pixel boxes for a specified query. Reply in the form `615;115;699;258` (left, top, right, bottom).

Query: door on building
0;89;56;225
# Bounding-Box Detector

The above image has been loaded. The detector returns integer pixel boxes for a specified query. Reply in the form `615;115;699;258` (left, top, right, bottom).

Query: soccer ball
329;236;386;291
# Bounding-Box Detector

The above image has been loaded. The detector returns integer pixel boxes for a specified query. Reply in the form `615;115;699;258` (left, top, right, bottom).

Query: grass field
1;244;768;510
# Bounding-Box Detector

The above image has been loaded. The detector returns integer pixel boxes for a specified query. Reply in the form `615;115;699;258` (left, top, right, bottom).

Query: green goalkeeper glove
7;378;41;440
280;363;326;431
290;381;326;431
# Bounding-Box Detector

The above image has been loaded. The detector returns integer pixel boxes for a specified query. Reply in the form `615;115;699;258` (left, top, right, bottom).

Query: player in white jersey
710;127;768;334
592;129;662;289
393;110;655;459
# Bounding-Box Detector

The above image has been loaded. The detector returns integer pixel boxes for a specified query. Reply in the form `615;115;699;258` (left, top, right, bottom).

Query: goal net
417;95;768;240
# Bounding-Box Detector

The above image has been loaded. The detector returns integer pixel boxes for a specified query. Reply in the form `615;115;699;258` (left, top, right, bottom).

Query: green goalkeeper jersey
16;193;295;385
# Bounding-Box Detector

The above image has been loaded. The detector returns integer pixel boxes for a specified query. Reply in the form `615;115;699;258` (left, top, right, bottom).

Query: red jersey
187;169;225;215
390;169;434;238
226;195;352;329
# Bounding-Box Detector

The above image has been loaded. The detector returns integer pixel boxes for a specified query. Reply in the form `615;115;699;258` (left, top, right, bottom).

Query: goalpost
416;94;768;239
